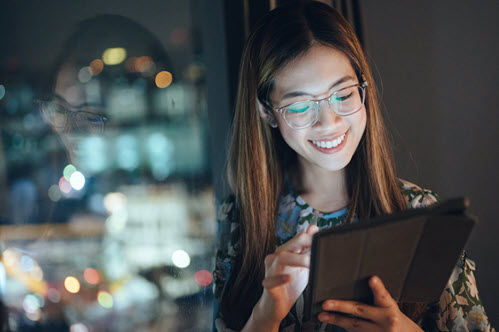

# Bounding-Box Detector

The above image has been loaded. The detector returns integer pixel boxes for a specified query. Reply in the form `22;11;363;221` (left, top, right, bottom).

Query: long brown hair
223;2;426;328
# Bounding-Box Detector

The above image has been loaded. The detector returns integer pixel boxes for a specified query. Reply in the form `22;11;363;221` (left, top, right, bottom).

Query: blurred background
0;0;497;331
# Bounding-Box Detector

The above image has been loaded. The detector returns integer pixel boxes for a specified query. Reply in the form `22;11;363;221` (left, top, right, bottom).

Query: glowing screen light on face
171;250;190;268
70;171;85;190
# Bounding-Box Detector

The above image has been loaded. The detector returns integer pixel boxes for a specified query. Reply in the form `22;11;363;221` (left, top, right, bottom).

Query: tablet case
304;197;476;320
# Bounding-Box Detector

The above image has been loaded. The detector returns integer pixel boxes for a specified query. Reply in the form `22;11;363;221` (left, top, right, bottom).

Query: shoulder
398;178;439;209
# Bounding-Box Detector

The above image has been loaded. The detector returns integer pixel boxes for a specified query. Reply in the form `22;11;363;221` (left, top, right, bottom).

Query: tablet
304;197;476;320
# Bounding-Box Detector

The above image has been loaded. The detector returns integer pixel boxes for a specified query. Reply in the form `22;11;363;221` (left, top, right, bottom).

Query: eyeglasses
271;81;368;130
36;95;108;134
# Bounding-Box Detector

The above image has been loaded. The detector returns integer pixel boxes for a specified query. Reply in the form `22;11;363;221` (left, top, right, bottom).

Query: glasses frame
36;94;108;133
270;81;368;130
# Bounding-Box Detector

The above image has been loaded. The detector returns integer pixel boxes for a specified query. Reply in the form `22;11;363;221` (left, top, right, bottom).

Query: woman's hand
252;225;320;327
318;276;423;332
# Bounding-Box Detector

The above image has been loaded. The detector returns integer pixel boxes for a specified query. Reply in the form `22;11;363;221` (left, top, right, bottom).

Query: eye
287;103;310;113
332;92;353;102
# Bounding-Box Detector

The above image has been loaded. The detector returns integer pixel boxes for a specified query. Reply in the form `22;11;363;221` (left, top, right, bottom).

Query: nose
315;100;342;128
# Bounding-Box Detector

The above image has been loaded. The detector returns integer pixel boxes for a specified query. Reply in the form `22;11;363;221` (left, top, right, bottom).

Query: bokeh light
64;276;80;294
102;47;127;65
78;66;92;83
194;270;213;286
59;177;72;194
134;56;154;73
97;291;114;309
70;171;85;190
0;85;5;100
84;268;100;285
23;294;41;314
70;323;89;332
171;250;190;268
89;59;104;75
48;184;62;202
155;71;173;88
20;255;34;272
63;164;77;180
103;192;127;213
47;288;61;303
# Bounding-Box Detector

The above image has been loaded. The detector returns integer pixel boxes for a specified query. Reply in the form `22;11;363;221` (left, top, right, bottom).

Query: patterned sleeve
212;195;241;332
400;179;495;332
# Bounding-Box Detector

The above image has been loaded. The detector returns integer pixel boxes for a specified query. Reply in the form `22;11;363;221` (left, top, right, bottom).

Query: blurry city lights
97;291;114;309
134;56;154;73
59;177;72;194
78;66;92;83
23;294;41;314
171;250;190;268
0;84;5;100
116;135;139;171
2;249;16;266
26;309;41;321
106;210;128;234
70;323;89;332
155;71;173;88
48;184;62;202
102;47;127;65
64;276;80;294
63;164;77;180
124;56;137;72
194;270;213;286
47;288;61;303
89;59;104;75
70;171;85;190
84;268;100;285
20;255;34;272
31;265;44;281
103;192;127;213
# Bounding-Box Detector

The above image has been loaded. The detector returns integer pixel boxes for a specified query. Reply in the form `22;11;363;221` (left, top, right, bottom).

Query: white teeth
312;133;346;149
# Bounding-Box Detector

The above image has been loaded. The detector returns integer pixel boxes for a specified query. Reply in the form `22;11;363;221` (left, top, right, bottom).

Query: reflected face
269;45;367;174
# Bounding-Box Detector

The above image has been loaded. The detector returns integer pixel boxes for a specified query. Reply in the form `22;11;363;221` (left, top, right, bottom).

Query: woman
213;2;493;331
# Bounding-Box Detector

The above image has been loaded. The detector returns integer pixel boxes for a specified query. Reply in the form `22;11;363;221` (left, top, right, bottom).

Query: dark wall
363;0;498;324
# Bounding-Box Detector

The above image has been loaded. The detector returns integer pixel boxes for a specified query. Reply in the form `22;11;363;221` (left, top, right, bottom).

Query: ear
257;99;278;128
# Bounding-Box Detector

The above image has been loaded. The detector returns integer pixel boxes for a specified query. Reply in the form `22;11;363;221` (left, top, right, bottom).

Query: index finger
276;225;319;253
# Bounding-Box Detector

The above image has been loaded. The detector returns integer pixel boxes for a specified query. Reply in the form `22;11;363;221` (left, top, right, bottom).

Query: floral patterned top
213;179;494;332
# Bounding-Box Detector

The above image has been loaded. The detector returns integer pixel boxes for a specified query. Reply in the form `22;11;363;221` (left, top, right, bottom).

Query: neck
290;157;349;212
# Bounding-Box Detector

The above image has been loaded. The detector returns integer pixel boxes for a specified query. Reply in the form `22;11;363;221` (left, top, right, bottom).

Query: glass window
0;2;217;331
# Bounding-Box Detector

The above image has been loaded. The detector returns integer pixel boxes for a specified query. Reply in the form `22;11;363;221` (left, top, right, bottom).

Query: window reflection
1;9;214;332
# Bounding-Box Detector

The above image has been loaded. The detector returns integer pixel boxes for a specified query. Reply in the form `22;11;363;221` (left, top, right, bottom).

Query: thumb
306;224;319;235
370;276;396;308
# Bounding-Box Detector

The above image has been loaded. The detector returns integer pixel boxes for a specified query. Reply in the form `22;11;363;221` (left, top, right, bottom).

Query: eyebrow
280;75;355;101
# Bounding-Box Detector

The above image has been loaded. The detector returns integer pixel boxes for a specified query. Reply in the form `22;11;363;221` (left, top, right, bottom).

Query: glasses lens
284;101;317;129
75;111;105;133
329;85;364;115
42;101;68;128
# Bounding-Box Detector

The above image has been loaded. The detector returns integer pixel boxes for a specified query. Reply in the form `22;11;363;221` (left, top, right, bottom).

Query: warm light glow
89;59;104;75
194;270;213;286
134;56;154;73
70;171;85;190
155;71;173;88
124;56;137;72
171;250;190;268
64;276;80;293
47;288;61;303
63;164;77;180
97;291;114;309
84;268;100;285
103;192;127;213
70;323;89;332
102;47;127;65
59;177;72;194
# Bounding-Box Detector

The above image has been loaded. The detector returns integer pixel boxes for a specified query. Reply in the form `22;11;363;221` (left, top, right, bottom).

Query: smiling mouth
311;132;346;149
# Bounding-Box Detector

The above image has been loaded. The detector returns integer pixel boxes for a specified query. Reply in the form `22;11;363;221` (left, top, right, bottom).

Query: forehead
271;45;355;99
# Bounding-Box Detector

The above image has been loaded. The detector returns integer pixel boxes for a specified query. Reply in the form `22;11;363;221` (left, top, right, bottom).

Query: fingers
318;312;378;332
265;251;310;270
277;225;319;253
370;276;396;308
262;274;290;289
321;299;383;321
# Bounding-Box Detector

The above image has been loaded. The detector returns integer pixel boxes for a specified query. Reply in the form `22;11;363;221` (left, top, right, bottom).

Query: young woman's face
269;45;367;174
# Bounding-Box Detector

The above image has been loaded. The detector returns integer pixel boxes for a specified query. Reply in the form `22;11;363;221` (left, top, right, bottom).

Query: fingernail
322;300;335;310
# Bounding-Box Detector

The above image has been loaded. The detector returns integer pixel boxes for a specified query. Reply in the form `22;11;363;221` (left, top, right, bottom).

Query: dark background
1;0;497;326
